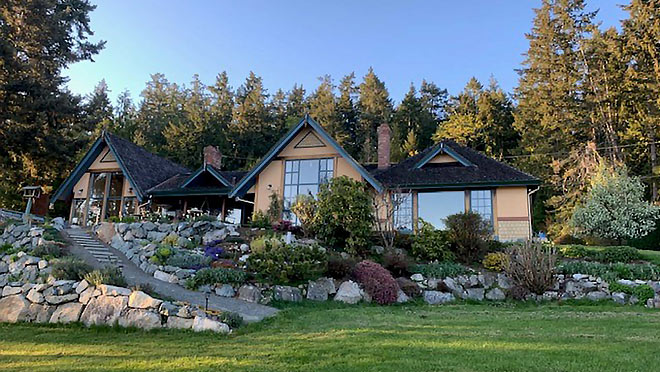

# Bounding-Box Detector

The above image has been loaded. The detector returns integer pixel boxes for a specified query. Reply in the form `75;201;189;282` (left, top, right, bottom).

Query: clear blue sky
64;0;627;104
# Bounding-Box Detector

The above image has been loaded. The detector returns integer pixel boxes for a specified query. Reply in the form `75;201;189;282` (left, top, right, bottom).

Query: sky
64;0;628;104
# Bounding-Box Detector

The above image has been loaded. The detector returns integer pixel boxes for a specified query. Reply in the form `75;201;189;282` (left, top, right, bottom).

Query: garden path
62;228;278;322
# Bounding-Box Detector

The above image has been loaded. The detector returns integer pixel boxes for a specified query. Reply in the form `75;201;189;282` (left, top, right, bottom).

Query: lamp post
204;287;211;311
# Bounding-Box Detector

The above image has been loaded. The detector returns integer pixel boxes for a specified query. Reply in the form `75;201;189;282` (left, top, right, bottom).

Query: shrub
167;252;211;270
249;236;282;254
248;243;327;284
250;210;271;228
559;245;589;259
505;242;557;295
42;227;65;243
326;253;356;279
608;282;655;304
396;277;422;298
0;243;17;255
487;239;510;253
203;242;225;261
83;266;127;287
291;194;317;238
353;260;398;305
266;192;283;223
595;246;640;263
150;246;173;265
219;311;243;329
411;219;454;262
31;243;67;259
393;233;414;252
314;176;373;257
382;249;412;277
410;262;473;278
185;267;247;290
629;219;660;251
482;252;509;272
51;258;92;280
445;211;491;264
272;220;300;234
161;234;179;247
556;261;660;281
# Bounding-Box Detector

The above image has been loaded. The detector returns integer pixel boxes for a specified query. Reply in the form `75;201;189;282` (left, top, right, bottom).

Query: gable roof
369;140;540;189
51;132;190;202
181;164;232;188
229;115;384;197
148;168;246;197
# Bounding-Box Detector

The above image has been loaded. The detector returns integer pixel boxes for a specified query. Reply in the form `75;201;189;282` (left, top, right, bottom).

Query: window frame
392;192;414;232
282;157;334;222
469;189;494;226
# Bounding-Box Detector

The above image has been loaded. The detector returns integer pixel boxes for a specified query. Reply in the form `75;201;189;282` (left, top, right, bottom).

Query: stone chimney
377;123;391;170
203;145;222;169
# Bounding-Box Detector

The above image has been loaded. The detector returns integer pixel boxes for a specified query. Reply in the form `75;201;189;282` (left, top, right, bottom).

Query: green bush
325;253;356;279
31;243;67;259
445;211;491;264
410;262;473;278
382;249;412;277
411;219;454;262
629;219;660;251
83;266;127;287
150;246;173;265
42;227;65;243
595;246;641;263
559;245;589;259
608;282;655;304
250;210;271;228
185;267;247;290
291;194;317;238
219;311;243;329
314;176;373;257
167;252;211;269
482;252;509;272
51;257;93;280
247;243;327;284
557;261;660;281
0;243;17;255
250;236;282;254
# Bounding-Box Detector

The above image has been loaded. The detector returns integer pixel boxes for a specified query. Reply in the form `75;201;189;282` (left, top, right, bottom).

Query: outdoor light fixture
204;287;211;311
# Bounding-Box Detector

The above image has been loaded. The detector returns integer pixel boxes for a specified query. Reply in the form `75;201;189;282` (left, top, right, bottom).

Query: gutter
527;186;540;239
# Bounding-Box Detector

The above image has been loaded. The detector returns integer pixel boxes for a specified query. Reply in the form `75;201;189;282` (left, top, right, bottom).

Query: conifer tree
357;68;393;162
336;73;360;157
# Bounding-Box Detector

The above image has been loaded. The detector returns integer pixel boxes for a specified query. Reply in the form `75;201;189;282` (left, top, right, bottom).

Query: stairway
66;228;123;268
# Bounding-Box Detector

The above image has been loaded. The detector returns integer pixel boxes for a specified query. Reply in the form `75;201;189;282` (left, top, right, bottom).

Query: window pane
71;199;86;225
87;199;103;226
470;190;493;225
418;191;465;229
393;193;413;231
122;198;137;216
109;174;123;197
105;199;121;219
299;184;317;196
91;173;108;198
298;160;320;184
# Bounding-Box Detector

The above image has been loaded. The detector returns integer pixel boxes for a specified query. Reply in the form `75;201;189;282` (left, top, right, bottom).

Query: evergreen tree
84;80;114;138
308;75;348;146
0;0;104;209
391;85;424;161
207;71;234;155
286;84;308;128
135;73;185;153
357;68;393;162
419;80;448;149
336;73;360;157
110;90;138;141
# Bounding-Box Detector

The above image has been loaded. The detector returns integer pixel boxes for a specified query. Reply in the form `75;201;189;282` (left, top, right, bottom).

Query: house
51;115;540;241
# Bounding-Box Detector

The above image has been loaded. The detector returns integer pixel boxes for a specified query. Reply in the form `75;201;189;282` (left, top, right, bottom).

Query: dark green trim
414;143;473;169
50;137;105;202
393;180;542;190
180;165;231;188
150;188;231;197
230;115;383;197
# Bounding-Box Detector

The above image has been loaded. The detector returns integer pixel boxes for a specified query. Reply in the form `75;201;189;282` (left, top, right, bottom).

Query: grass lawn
1;301;659;372
639;249;660;265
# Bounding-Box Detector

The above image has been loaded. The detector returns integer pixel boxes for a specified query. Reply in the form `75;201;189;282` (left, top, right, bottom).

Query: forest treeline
1;0;659;238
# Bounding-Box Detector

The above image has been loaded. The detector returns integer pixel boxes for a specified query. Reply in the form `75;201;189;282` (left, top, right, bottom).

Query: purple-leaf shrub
353;260;398;305
204;244;225;261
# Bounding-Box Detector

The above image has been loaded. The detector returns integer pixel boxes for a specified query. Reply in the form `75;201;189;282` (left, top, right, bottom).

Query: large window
392;192;413;232
418;191;465;229
470;190;493;225
76;172;126;226
283;158;333;222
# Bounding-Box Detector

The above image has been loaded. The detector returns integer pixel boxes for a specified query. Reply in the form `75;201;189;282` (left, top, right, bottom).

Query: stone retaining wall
0;252;231;332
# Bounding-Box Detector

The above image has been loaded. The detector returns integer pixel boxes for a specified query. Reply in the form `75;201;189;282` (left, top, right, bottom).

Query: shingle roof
148;168;246;195
368;140;540;189
104;133;190;198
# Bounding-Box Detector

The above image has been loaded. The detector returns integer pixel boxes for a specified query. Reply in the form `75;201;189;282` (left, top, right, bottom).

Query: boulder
586;291;609;301
273;285;302;302
128;291;162;309
76;280;90;294
192;316;230;333
2;286;22;297
154;270;179;284
95;222;116;243
202;229;228;245
50;302;84;323
0;295;30;322
80;295;128;326
78;286;96;305
44;293;78;305
423;291;455;305
485;288;506;301
99;285;132;297
307;281;329;301
440;277;466;299
118;308;162;330
334;281;362;304
25;303;55;323
396;289;410;303
466;288;485;301
142;222;157;231
214;284;235;298
410;273;424;282
26;288;45;303
497;273;512;289
147;231;167;242
611;292;627;305
0;262;8;274
478;272;496;288
166;316;194;330
238;285;261;303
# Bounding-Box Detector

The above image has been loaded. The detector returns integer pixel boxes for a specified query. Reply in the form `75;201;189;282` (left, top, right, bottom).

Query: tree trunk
651;130;658;202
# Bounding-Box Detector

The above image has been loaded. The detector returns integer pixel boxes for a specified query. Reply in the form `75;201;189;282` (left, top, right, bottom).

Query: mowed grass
1;301;659;372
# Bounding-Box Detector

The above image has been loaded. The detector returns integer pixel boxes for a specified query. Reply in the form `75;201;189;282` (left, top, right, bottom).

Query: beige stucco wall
254;159;283;213
72;173;90;200
88;147;120;171
495;186;530;241
428;153;458;164
336;158;363;181
279;128;339;158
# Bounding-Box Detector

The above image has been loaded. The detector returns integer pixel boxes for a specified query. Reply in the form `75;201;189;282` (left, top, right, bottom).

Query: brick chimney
377;123;391;170
203;145;222;169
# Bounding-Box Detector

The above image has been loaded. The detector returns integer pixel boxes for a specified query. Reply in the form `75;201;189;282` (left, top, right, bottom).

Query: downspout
527;186;540;239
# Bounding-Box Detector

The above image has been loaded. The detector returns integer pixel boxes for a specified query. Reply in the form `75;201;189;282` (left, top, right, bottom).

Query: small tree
372;189;410;251
444;211;491;264
266;191;283;223
571;165;660;242
291;194;317;238
315;176;374;257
